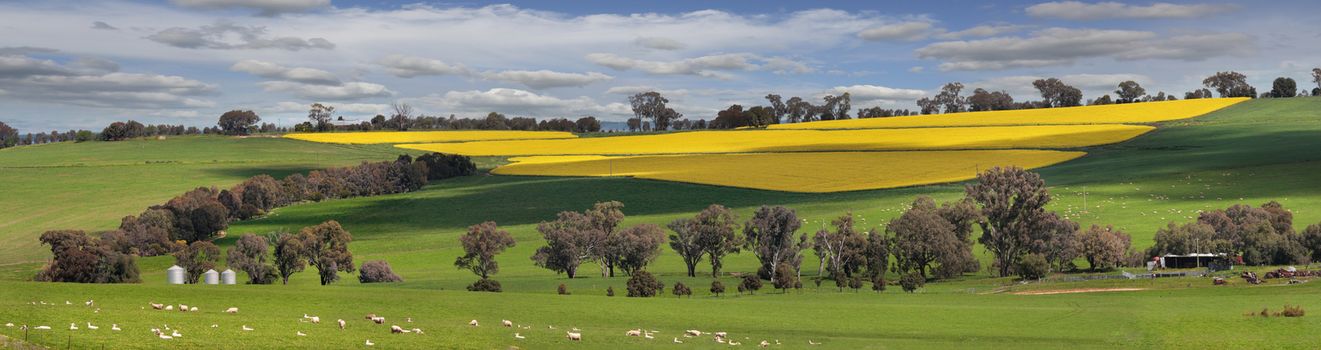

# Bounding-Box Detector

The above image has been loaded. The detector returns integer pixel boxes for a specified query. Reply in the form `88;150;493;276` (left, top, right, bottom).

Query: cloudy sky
1;0;1318;131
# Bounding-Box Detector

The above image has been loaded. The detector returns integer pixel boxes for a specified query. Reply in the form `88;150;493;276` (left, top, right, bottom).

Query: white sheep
111;324;121;331
69;323;78;331
566;331;582;341
468;319;479;327
242;325;254;331
371;317;385;325
225;307;239;314
338;319;346;330
297;331;307;336
309;316;320;324
759;340;770;348
150;303;164;310
34;325;51;330
364;339;375;346
86;323;99;330
189;307;199;312
502;319;513;327
178;304;188;312
674;337;683;344
4;323;12;327
411;328;424;335
164;305;174;311
627;329;642;337
685;330;703;337
390;325;405;334
514;333;525;339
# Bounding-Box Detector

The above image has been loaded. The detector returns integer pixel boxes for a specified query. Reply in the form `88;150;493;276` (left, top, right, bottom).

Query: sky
1;0;1318;131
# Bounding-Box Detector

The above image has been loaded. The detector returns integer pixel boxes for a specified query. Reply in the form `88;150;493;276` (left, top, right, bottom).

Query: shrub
1016;253;1050;280
710;280;725;297
467;278;502;292
36;230;140;284
739;275;762;295
1283;305;1306;317
626;271;664;297
415;152;477;180
606;286;615;297
871;276;886;292
557;283;569;295
672;282;692;298
358;260;403;283
848;275;863;292
899;272;924;293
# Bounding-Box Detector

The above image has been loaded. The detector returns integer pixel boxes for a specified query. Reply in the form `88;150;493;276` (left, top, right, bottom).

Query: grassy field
1;97;1321;349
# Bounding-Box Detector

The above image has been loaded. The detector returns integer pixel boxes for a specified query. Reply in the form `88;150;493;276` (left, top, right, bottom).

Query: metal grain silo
220;269;236;285
202;269;219;285
166;265;185;285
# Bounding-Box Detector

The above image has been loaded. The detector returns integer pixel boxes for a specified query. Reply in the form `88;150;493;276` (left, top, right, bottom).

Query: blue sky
1;0;1318;131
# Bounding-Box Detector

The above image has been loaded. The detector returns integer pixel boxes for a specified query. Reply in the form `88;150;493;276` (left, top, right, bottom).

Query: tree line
292;102;605;134
35;152;475;283
452;167;1321;297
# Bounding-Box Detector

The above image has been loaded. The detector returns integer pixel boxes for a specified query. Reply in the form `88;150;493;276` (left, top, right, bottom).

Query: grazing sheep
211;324;219;328
566;331;582;341
406;317;413;323
364;339;375;346
309;316;321;324
502;320;513;327
714;332;728;338
627;329;642;337
151;303;164;310
338;319;347;330
111;324;121;331
411;328;423;334
225;307;239;314
242;325;254;331
86;323;99;330
165;305;174;311
514;333;525;339
171;330;182;338
159;334;173;340
69;323;78;331
390;325;405;334
674;338;683;344
178;304;188;312
297;331;307;336
85;300;94;306
34;326;51;330
644;332;655;340
190;307;199;312
685;330;702;337
4;323;12;327
808;340;821;345
760;340;770;348
65;301;72;305
469;320;479;327
728;340;742;346
372;317;385;325
365;314;376;320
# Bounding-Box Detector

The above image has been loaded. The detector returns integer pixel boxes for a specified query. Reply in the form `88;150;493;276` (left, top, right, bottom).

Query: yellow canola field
493;150;1087;193
284;130;576;144
397;124;1151;156
769;97;1248;130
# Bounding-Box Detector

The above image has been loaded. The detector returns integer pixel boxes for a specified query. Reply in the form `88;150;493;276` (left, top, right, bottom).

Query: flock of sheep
5;299;825;347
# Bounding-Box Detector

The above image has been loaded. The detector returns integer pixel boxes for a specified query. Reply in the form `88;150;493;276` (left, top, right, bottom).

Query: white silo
220;269;236;285
166;265;185;285
202;269;219;285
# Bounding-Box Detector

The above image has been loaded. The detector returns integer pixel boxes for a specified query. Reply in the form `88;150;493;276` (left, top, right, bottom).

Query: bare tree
390;102;414;130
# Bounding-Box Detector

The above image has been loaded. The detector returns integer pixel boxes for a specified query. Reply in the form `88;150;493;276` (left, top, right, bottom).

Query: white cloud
634;36;685;50
1026;1;1234;20
377;54;469;78
917;28;1255;71
0;53;215;109
259;81;391;100
824;84;926;105
858;21;936;41
479;70;612;89
170;0;330;16
230;59;339;85
586;53;811;78
406;88;629;117
146;21;334;50
936;24;1027;39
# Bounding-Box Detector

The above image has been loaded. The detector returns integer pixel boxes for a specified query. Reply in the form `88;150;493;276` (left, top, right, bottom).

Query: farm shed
1159;253;1229;269
166;265;185;284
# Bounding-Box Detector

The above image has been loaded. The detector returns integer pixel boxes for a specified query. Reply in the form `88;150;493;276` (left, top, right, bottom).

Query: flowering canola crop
768;98;1249;130
493;151;1086;193
397;124;1151;156
284;130;576;144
